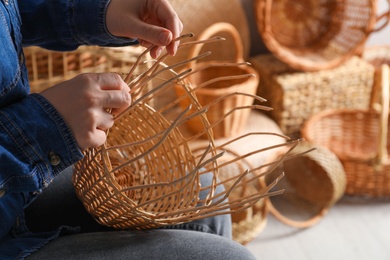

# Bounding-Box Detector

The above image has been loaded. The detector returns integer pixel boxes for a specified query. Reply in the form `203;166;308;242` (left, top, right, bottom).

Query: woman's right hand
40;73;131;150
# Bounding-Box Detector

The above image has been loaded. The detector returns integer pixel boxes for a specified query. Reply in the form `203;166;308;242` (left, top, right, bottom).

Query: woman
0;0;257;259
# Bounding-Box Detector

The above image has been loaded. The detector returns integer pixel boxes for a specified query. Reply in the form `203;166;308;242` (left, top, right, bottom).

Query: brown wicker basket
301;64;390;198
250;53;375;137
175;22;259;139
262;142;346;228
254;0;389;71
24;46;151;97
72;34;301;230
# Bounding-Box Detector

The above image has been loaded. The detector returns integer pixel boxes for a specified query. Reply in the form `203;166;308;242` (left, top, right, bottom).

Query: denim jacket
0;0;136;258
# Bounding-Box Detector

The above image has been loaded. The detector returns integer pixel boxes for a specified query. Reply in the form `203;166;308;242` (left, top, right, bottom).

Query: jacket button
49;151;61;166
0;189;5;198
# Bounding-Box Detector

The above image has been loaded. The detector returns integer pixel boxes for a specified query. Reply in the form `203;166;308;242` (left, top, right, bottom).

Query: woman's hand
40;73;131;150
106;0;183;59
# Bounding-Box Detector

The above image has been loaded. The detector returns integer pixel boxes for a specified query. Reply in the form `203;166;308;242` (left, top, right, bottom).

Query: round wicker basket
301;64;390;198
262;142;346;228
254;0;389;71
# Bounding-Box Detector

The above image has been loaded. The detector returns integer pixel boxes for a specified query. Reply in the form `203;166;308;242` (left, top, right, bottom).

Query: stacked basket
248;0;390;220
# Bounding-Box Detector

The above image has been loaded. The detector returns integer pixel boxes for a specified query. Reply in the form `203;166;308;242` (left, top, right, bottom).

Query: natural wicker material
24;46;151;96
254;0;389;71
262;143;346;228
301;64;390;198
168;0;250;65
175;22;259;139
250;54;375;137
72;33;305;230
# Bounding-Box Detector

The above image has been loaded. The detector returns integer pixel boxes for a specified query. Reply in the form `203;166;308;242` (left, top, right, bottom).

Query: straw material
250;54;375;137
72;33;305;230
262;142;346;228
24;46;151;99
302;64;390;198
175;22;259;139
254;0;389;71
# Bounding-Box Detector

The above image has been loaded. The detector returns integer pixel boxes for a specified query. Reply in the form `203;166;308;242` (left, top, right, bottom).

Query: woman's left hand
106;0;183;59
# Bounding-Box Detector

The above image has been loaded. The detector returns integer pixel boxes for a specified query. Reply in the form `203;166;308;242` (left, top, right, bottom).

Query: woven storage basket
262;142;346;228
301;64;390;198
72;33;300;230
250;54;375;137
254;0;389;71
175;22;259;139
24;46;151;98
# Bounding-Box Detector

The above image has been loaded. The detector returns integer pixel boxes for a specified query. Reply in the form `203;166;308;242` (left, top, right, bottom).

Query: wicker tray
301;64;390;198
250;54;375;137
254;0;389;71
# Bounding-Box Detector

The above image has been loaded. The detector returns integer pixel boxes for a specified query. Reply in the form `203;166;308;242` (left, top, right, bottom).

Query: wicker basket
24;45;151;99
191;147;268;245
254;0;389;71
175;22;259;139
262;142;346;228
72;34;300;230
301;64;390;198
250;54;375;137
168;0;250;65
185;109;289;243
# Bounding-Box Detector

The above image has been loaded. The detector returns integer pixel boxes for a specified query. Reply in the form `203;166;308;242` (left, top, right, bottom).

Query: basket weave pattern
251;54;375;137
254;0;382;71
302;65;390;198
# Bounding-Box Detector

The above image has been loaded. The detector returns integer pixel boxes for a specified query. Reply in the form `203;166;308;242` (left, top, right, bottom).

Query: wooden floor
246;196;390;260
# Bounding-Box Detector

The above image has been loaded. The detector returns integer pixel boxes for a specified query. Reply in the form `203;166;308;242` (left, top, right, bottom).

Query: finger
96;73;130;91
101;90;131;110
96;111;115;131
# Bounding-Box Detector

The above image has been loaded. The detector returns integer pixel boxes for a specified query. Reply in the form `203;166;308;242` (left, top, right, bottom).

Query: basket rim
254;0;379;71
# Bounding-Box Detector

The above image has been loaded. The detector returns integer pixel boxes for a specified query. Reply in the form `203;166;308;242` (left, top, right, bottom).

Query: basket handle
377;64;390;166
188;22;244;69
371;0;390;33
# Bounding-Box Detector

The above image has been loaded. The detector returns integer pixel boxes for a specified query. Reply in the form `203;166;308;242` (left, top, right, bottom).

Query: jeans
24;167;256;260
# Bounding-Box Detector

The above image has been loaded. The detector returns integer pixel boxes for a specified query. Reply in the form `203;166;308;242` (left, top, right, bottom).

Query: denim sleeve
19;0;138;51
0;94;83;194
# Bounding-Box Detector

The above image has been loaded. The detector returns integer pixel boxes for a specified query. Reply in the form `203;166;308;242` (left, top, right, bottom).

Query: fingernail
155;47;163;58
159;31;171;45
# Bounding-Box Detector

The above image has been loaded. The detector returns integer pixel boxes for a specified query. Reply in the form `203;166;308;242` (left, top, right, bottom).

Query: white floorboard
246;197;390;260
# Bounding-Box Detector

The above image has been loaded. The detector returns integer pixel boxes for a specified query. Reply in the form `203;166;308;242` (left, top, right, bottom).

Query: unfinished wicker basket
254;0;389;71
175;22;259;139
301;64;390;198
262;142;346;228
72;33;304;230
